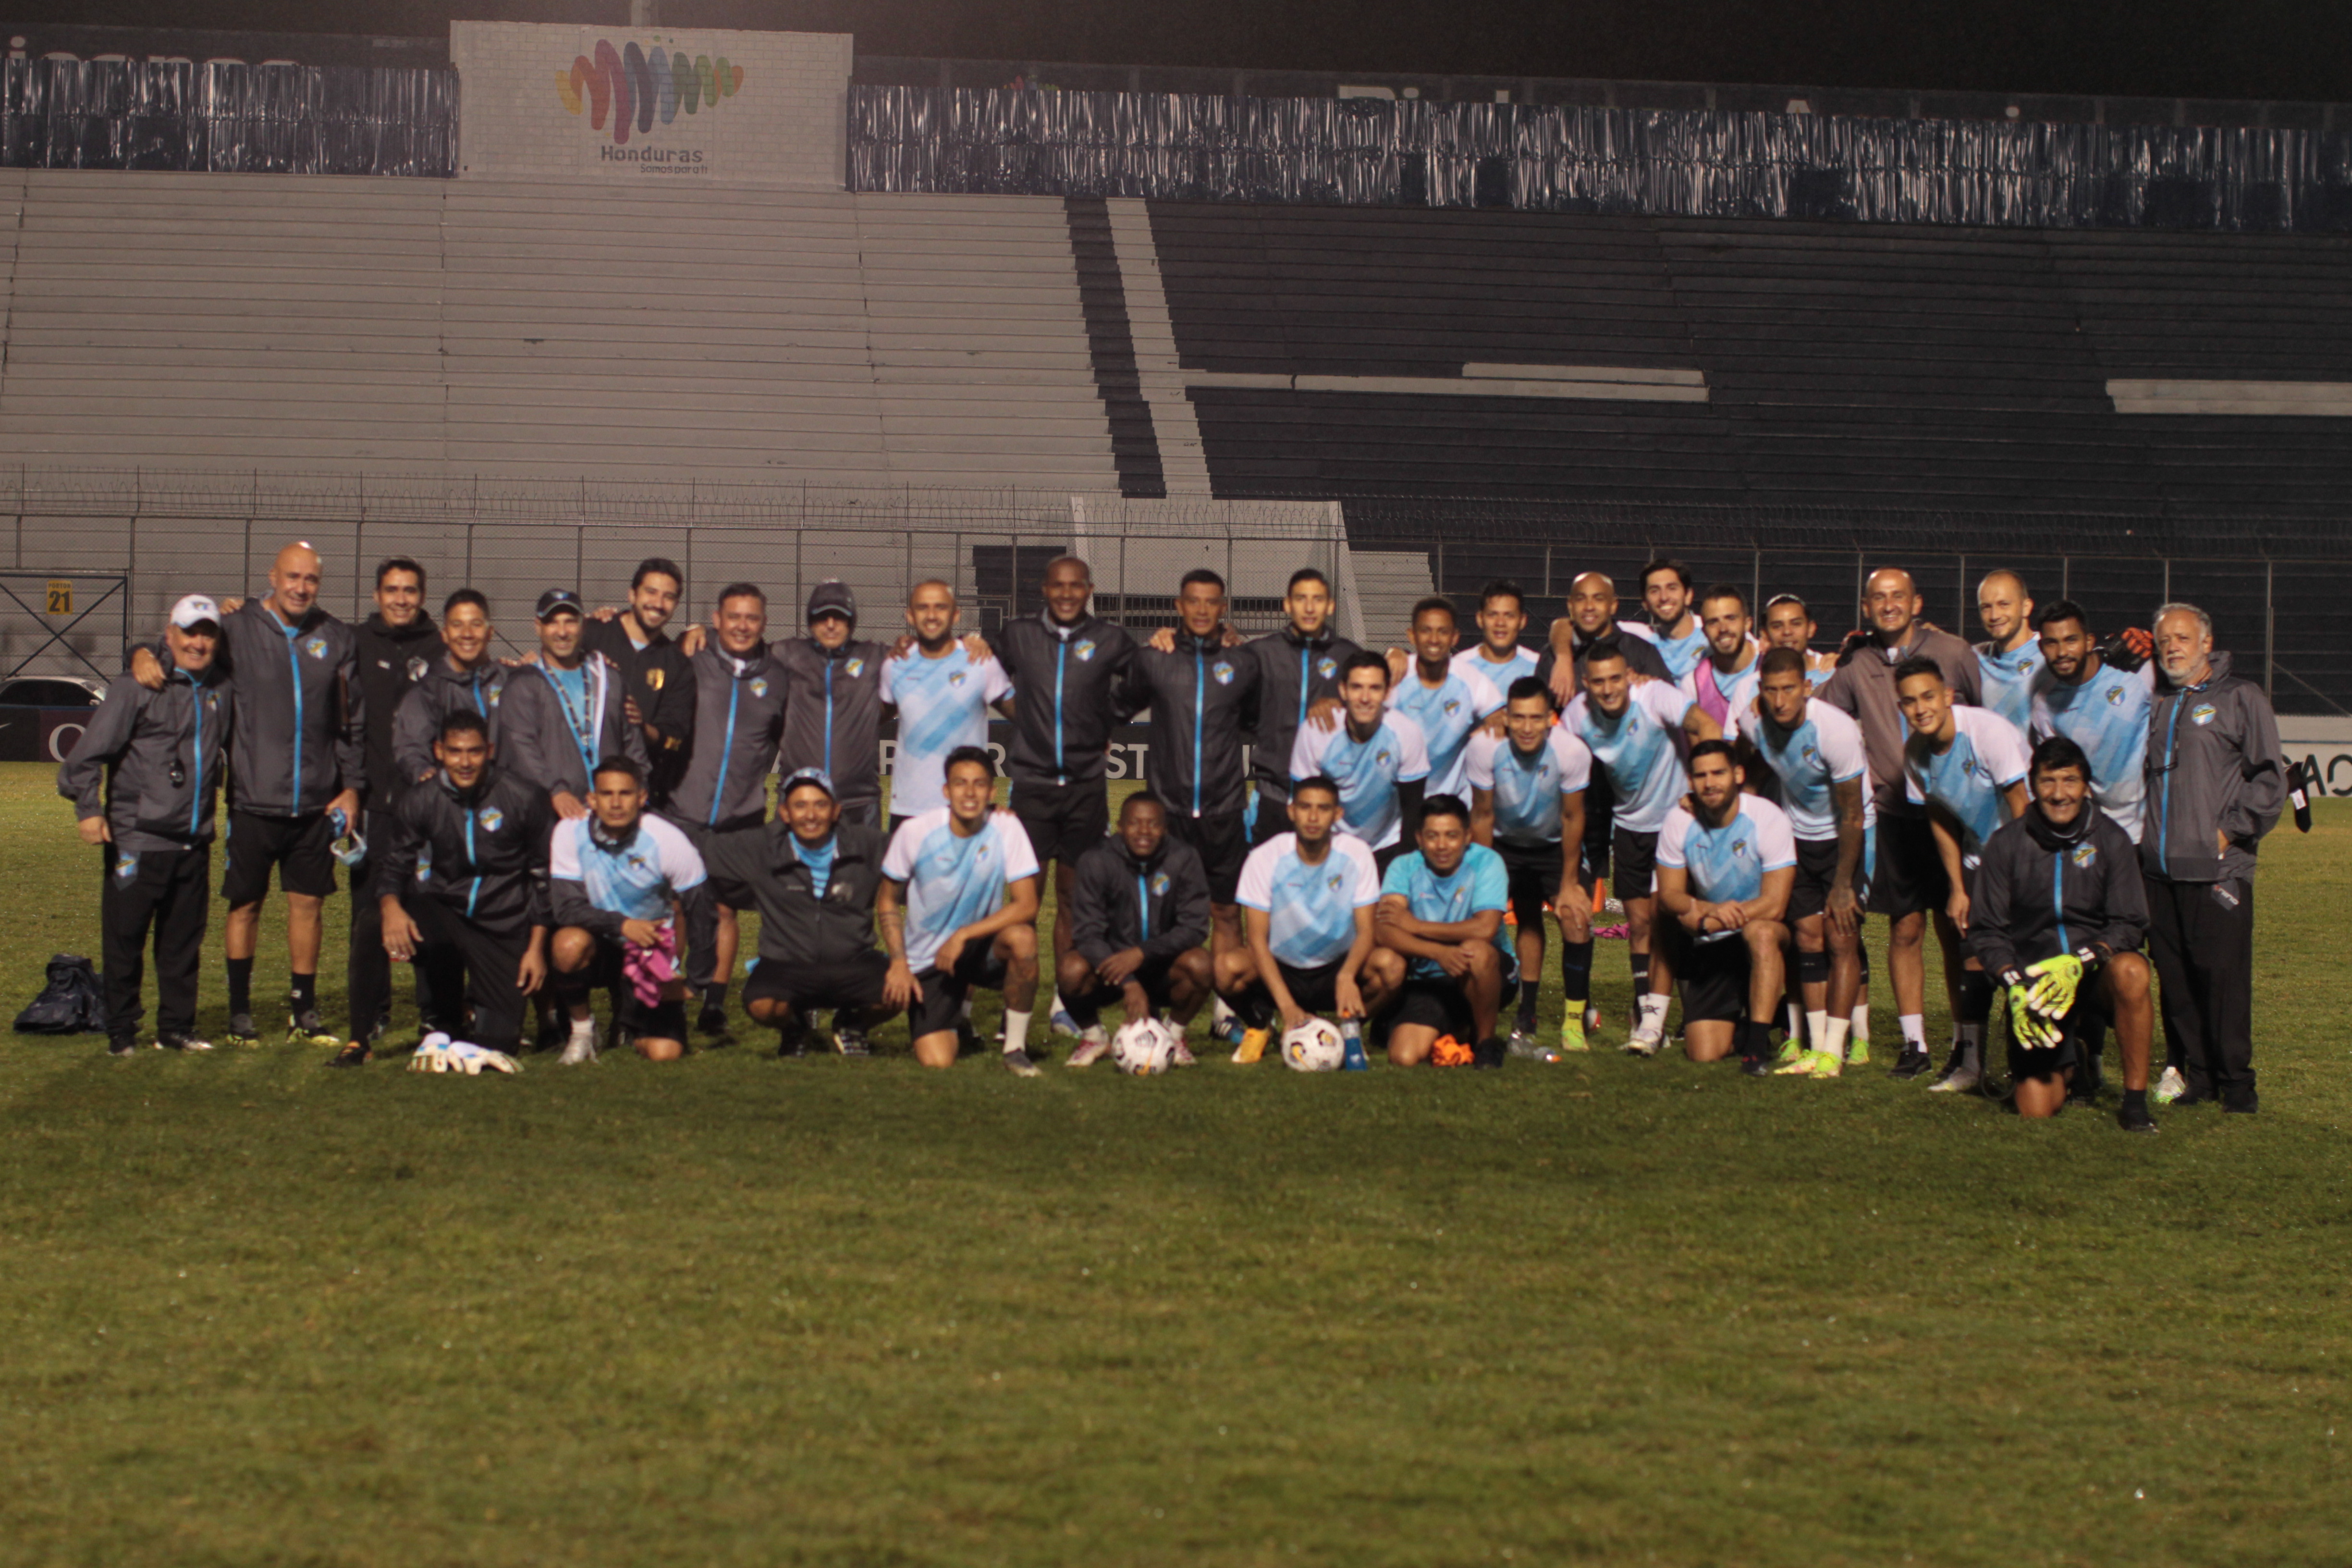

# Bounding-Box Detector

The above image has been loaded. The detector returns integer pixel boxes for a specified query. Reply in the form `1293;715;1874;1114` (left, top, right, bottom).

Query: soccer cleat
1169;1038;1198;1068
1846;1037;1870;1067
1740;1055;1773;1077
106;1038;137;1058
1049;1008;1081;1039
558;1023;600;1066
1773;1051;1817;1077
2118;1098;2159;1134
2154;1066;2186;1104
1774;1036;1805;1066
155;1032;215;1053
833;1024;871;1058
1507;1028;1560;1064
695;994;730;1038
1208;1014;1245;1049
775;1019;810;1058
287;1013;340;1048
1623;1030;1661;1058
1066;1029;1110;1068
1001;1047;1042;1078
2222;1089;2259;1115
1928;1054;1982;1094
1232;1028;1270;1065
1886;1046;1933;1080
326;1040;371;1068
1557;1014;1590;1053
1810;1050;1845;1078
1472;1037;1507;1070
536;1011;569;1054
226;1013;260;1048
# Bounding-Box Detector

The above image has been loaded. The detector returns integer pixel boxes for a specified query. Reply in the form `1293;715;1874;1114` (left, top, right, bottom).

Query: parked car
0;676;107;708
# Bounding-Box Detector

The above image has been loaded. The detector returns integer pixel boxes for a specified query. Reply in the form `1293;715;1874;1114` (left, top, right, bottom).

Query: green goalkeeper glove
2024;953;2084;1019
2008;984;2059;1051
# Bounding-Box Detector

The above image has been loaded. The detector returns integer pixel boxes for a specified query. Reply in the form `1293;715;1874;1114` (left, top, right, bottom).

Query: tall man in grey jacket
60;595;234;1055
498;589;647;817
2141;603;2285;1113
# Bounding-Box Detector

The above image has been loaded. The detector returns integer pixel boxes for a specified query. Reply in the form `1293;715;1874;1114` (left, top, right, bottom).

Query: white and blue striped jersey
1290;711;1431;851
1740;698;1875;843
881;807;1039;973
1976;639;2046;733
1380;844;1513;978
2030;660;2154;841
1237;832;1381;968
1561;682;1699;835
881;649;1012;819
1903;706;2032;858
549;812;707;922
1388;665;1504;799
1451;644;1540;694
1656;796;1798;944
1462;728;1592;846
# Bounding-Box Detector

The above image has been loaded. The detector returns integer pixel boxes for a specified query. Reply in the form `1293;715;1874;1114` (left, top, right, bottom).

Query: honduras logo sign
557;38;745;150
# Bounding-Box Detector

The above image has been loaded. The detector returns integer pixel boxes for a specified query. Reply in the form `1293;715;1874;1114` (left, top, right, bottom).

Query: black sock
1629;950;1650;989
2123;1088;2148;1110
227;956;254;1017
290;972;317;1015
1561;939;1593;1002
1741;1020;1772;1060
1516;978;1541;1023
703;980;728;1006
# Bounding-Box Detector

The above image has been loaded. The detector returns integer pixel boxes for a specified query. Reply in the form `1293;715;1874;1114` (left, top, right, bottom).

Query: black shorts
1496;839;1571;932
1249;957;1347;1015
1872;815;1949;919
1162;809;1248;904
1677;935;1753;1024
742;948;894;1015
655;813;763;907
575;936;693;1039
1610;825;1662;901
907;942;1010;1041
1788;834;1872;922
221;808;336;904
1392;977;1479;1039
1010;778;1111;867
1070;953;1186;1012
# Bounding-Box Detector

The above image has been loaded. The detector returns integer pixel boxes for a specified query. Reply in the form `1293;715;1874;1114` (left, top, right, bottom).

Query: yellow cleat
1232;1028;1270;1065
1845;1038;1870;1067
1559;1015;1590;1053
1808;1050;1844;1079
1773;1051;1816;1076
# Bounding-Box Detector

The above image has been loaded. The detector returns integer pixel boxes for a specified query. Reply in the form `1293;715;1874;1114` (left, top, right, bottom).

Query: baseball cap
780;767;836;801
169;593;221;630
535;588;584;620
806;580;856;625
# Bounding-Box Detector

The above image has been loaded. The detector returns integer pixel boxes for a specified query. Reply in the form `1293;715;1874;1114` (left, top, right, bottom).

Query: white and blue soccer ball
1282;1017;1345;1072
1112;1017;1177;1076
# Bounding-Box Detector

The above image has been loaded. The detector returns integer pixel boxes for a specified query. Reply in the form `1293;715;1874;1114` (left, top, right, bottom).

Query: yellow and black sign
45;580;72;615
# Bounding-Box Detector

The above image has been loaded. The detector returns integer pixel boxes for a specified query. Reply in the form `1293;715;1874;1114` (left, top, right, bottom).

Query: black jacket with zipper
702;820;890;972
1969;801;2147;977
1117;627;1262;820
378;765;556;936
1067;832;1213;968
353;610;440;804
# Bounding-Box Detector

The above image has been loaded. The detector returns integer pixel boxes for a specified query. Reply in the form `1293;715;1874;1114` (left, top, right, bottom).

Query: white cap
170;594;221;629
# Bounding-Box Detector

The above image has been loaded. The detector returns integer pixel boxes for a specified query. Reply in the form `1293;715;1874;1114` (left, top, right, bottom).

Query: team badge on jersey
405;656;429;682
478;806;504;833
1212;661;1235;686
2071;842;2098;868
1375;748;1392;767
1801;744;1818;763
2105;684;2123;705
1444;698;1461;717
1327;871;1346;892
845;657;867;679
948;670;967;688
1317;655;1338;680
2192;703;2217;726
1151;871;1170;897
626;852;649;871
751;677;770;699
1075;640;1097;662
1732;837;1748;856
304;637;329;660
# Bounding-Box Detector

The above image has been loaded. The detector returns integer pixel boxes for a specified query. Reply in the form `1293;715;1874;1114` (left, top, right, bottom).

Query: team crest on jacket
405;656;429;682
2191;703;2217;726
845;657;866;678
304;637;329;660
648;669;665;691
416;846;433;882
114;852;138;883
478;806;504;832
2071;842;2098;867
1075;640;1097;662
1212;661;1235;686
751;677;770;699
488;688;502;708
1317;655;1338;680
1151;871;1170;896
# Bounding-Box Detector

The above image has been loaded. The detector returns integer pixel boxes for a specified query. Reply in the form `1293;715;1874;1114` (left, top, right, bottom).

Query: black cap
536;588;583;621
807;579;856;625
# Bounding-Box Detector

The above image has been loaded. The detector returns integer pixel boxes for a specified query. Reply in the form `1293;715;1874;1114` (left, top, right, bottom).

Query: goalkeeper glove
2024;953;2084;1018
2007;984;2058;1051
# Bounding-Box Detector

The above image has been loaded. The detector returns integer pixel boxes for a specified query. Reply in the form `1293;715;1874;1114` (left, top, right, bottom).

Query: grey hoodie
58;658;233;852
2141;649;2284;885
391;659;512;789
217;598;365;817
774;636;888;812
497;656;645;801
668;641;788;831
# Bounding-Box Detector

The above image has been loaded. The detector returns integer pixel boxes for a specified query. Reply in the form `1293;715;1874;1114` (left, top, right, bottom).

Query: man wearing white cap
59;595;236;1055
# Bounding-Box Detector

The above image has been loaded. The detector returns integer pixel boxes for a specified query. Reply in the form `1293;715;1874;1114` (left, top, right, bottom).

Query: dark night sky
7;0;2348;102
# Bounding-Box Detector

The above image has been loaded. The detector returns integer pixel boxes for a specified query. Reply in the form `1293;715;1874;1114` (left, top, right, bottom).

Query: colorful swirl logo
555;41;745;145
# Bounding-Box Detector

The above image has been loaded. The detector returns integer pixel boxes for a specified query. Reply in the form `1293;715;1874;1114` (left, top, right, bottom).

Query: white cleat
1928;1057;1982;1094
558;1023;600;1066
1623;1030;1663;1058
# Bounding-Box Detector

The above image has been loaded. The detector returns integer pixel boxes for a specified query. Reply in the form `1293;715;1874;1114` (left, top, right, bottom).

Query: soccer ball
1112;1018;1176;1076
1282;1017;1346;1072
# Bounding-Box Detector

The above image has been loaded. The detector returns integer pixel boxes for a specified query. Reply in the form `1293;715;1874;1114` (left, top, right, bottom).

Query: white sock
1636;992;1670;1036
568;1016;594;1040
1805;1008;1827;1048
959;995;974;1022
1851;1000;1870;1043
1785;1001;1804;1040
1213;994;1236;1029
1052;991;1069;1017
1002;1009;1033;1052
1822;1018;1850;1061
1899;1013;1926;1051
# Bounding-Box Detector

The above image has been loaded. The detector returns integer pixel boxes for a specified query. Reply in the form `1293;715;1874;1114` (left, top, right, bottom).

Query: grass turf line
1;762;2346;1566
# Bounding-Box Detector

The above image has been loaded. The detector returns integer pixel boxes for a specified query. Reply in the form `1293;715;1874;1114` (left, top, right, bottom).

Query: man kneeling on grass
1366;795;1514;1068
1967;735;2158;1130
546;755;716;1064
1061;792;1215;1067
379;711;554;1060
1222;775;1390;1067
1653;740;1796;1075
879;747;1044;1075
705;767;900;1058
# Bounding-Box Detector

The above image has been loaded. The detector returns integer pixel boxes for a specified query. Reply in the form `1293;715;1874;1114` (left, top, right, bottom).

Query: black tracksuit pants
2145;873;2256;1097
100;842;209;1045
405;895;532;1053
350;813;455;1039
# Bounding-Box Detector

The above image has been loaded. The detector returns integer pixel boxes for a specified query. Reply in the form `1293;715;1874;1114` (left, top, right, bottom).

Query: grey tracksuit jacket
58;661;234;852
391;661;512;788
668;643;789;832
774;636;889;812
2141;650;2285;885
217;599;365;817
497;656;646;801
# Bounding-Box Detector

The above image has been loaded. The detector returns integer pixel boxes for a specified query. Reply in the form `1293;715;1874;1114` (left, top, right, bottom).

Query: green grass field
2;760;2346;1567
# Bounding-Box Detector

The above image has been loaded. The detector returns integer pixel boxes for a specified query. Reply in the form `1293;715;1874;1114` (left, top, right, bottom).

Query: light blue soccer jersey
2031;660;2153;840
882;807;1040;973
1652;623;1709;681
1290;711;1431;850
1741;698;1875;842
1380;844;1513;978
1237;832;1382;968
882;650;1012;819
1451;644;1540;693
1903;707;2032;858
1462;728;1592;845
1976;640;2045;733
1561;682;1697;834
1655;797;1798;944
1388;667;1504;798
549;812;708;921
